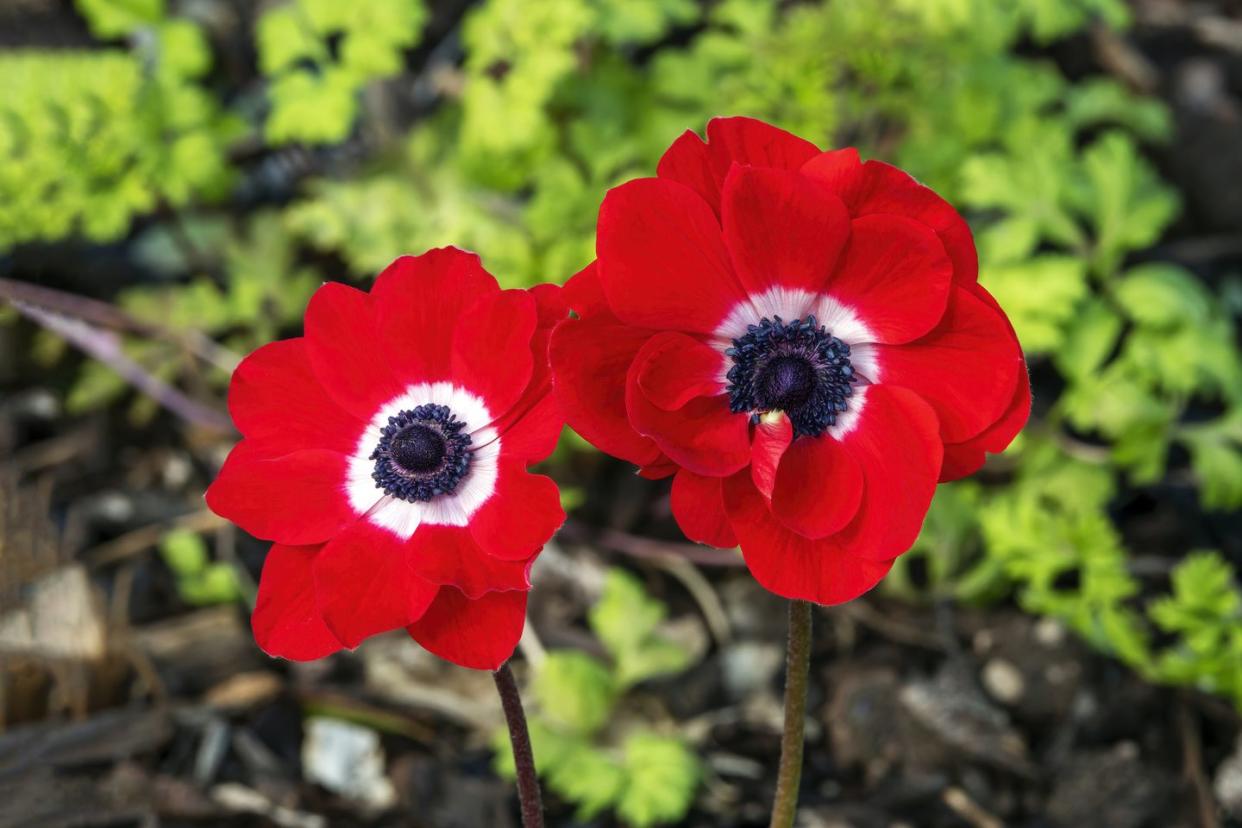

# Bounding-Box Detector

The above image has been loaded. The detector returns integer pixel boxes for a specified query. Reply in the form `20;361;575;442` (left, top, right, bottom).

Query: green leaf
616;733;700;827
1075;132;1179;277
615;639;691;689
532;652;616;735
589;569;666;658
980;255;1089;353
1020;0;1129;44
75;0;164;38
1054;297;1121;381
256;6;321;75
1113;263;1212;329
155;20;212;80
547;744;626;820
160;529;208;576
179;564;243;605
1181;414;1242;511
1063;78;1171;141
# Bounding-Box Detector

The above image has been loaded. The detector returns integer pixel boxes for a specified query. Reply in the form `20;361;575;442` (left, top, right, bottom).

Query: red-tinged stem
493;662;544;828
769;599;812;828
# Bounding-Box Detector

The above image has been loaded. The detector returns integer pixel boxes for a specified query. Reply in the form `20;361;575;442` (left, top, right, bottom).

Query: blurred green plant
0;46;235;248
492;569;700;826
159;529;244;605
256;0;427;144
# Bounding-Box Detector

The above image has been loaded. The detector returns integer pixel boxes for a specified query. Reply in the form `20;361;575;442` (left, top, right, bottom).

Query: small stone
1034;617;1066;647
982;658;1025;705
302;717;396;810
1214;736;1242;817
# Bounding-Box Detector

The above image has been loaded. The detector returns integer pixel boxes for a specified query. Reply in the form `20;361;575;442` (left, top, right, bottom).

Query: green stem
493;662;545;828
769;600;812;828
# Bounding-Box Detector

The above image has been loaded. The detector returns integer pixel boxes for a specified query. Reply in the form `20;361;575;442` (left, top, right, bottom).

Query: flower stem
493;662;545;828
769;599;812;828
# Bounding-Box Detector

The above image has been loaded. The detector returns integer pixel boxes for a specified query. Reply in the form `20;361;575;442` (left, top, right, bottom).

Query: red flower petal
469;460;565;561
206;442;354;545
724;472;893;605
562;262;613;320
252;544;343;661
304;281;406;421
495;386;563;463
626;340;750;477
407;587;528;671
311;521;439;648
529;281;569;327
452;289;537;417
638;456;678;479
721;166;851;295
750;413;792;499
550;317;663;467
771;434;864;538
671;469;737;547
831;385;943;560
655;130;719;211
705;116;822;178
656;117;820;214
938;282;1031;480
228;339;363;456
869;285;1022;443
372;248;499;384
803;152;978;285
635;331;725;411
408;524;533;598
597;177;745;334
828;214;953;344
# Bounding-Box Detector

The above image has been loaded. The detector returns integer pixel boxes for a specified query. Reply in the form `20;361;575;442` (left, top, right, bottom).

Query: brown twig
560;521;746;568
87;510;229;568
1178;696;1221;828
11;303;235;434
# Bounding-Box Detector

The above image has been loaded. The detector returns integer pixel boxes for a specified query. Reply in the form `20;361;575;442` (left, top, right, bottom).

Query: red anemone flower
551;117;1029;606
206;248;566;670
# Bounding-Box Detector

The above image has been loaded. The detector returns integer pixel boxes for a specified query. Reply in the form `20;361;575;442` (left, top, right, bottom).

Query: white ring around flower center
712;286;879;439
346;382;500;539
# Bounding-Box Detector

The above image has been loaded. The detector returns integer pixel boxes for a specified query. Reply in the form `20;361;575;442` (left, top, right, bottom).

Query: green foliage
159;529;243;605
75;0;164;38
0;49;235;247
494;568;699;826
616;733;701;827
590;569;693;688
257;0;427;144
1150;553;1242;700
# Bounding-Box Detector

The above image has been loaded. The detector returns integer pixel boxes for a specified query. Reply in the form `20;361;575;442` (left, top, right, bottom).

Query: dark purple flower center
725;315;856;438
371;404;472;501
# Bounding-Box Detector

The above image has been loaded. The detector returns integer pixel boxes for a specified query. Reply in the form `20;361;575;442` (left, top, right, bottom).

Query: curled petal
771;434;864;539
469;460;565;561
550;317;663;467
671;469;737;548
408;587;528;671
724;472;893;605
252;544;343;661
312;521;439;649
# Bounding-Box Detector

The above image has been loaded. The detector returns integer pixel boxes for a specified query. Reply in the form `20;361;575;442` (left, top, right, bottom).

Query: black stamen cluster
370;404;472;502
725;315;856;438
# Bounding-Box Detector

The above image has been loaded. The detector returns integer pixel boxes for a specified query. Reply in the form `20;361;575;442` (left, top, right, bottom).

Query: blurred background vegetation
2;0;1242;825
